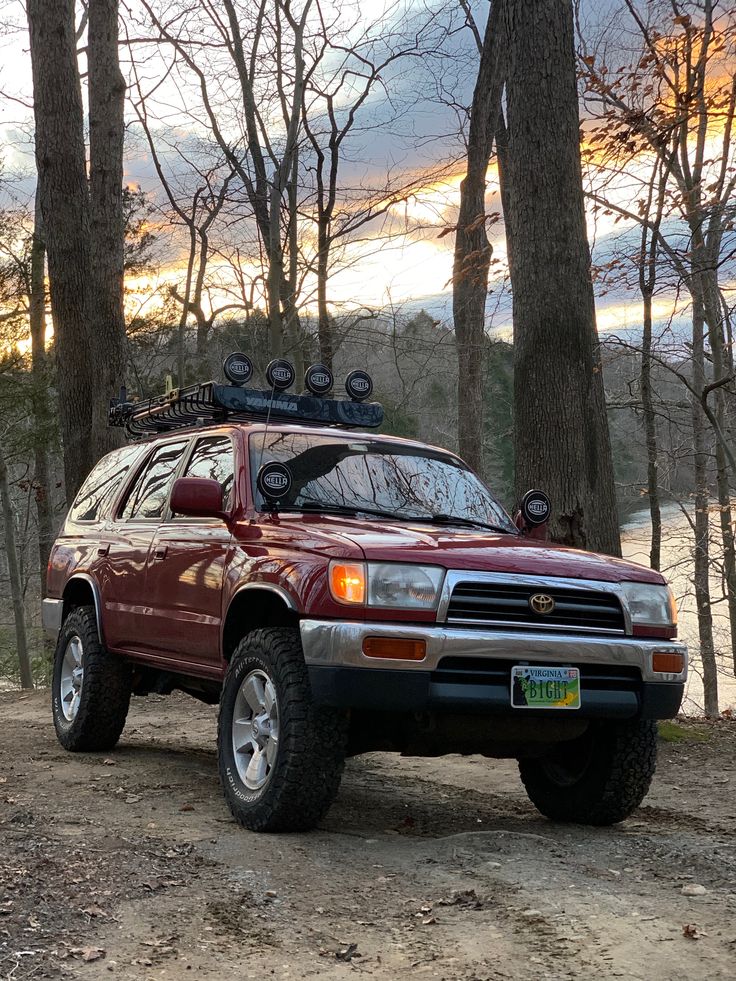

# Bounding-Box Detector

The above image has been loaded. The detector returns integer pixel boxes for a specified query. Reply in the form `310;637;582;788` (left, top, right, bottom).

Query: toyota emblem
529;593;555;615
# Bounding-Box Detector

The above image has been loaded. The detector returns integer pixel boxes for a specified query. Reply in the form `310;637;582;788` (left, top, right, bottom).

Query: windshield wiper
272;502;514;534
273;502;419;522
429;513;516;535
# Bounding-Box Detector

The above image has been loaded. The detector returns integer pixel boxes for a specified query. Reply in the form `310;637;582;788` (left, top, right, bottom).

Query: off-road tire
52;605;132;752
518;720;658;825
218;627;347;832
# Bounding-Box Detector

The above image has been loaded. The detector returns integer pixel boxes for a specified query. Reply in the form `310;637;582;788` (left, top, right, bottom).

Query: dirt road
1;691;735;980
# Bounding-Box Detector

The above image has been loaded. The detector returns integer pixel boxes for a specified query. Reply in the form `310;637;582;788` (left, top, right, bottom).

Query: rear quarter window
68;445;142;523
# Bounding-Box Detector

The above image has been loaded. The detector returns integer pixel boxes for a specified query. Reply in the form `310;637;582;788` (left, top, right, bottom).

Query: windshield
250;431;516;533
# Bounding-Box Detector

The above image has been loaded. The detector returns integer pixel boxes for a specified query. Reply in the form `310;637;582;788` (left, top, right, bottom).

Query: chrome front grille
445;581;625;634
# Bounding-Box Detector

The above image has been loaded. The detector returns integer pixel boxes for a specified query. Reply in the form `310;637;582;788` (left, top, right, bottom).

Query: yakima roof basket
109;357;383;438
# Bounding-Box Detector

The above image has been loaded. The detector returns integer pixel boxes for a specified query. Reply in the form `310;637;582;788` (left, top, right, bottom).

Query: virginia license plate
511;665;581;709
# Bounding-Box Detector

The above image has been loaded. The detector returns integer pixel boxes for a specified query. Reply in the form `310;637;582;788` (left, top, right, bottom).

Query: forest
0;0;735;716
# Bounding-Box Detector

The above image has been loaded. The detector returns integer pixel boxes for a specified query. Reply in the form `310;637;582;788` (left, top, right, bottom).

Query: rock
681;884;707;896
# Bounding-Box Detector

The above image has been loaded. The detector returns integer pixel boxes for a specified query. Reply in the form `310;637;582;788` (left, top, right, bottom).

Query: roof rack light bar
109;380;384;438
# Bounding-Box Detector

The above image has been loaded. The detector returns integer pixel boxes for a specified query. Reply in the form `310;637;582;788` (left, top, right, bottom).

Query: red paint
170;477;225;518
46;422;676;681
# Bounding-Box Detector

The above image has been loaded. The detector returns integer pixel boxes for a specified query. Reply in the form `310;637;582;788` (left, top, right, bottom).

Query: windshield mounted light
620;582;677;628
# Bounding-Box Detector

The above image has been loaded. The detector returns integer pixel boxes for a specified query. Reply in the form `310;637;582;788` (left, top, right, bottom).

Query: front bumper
300;619;686;720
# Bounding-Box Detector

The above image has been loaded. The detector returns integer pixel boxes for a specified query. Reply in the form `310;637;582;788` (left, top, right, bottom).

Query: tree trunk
267;183;285;357
452;0;506;475
316;224;334;370
27;0;94;503
641;290;661;570
29;189;54;591
690;297;719;717
88;0;127;457
502;0;620;555
0;441;33;690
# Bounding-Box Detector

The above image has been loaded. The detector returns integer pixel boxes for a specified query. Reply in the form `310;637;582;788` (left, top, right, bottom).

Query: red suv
43;358;686;832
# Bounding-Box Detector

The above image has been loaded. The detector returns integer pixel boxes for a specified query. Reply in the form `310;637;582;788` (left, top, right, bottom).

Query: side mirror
514;489;551;540
170;477;225;519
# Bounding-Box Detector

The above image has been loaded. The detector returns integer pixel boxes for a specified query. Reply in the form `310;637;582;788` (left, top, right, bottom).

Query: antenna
257;359;296;512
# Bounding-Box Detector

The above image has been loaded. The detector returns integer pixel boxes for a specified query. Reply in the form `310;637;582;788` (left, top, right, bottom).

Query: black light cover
266;359;296;390
222;352;253;386
345;369;373;402
521;489;551;526
304;363;334;396
257;462;292;501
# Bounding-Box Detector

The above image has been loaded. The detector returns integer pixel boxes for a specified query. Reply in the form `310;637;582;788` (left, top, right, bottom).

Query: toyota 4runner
43;355;687;832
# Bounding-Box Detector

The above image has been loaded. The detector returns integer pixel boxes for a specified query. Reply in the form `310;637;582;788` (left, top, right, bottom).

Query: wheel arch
222;584;299;662
62;574;104;643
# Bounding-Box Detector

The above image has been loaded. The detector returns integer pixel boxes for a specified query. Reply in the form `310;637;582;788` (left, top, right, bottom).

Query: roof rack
109;357;383;439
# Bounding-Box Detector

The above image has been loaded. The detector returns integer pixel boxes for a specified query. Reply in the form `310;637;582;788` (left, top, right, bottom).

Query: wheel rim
541;732;595;787
60;635;84;722
232;669;280;791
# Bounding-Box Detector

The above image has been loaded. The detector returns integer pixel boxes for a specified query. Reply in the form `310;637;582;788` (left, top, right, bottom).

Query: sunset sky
0;0;733;343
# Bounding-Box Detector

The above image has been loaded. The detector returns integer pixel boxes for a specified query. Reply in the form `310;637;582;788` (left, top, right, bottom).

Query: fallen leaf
180;803;195;812
71;947;105;962
682;924;702;940
82;905;107;918
336;943;359;962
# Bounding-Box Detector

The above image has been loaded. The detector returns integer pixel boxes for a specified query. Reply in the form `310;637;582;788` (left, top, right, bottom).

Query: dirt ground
1;692;735;981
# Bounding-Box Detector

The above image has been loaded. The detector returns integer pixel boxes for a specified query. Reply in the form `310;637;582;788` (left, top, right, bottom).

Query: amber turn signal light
329;561;366;604
652;651;685;674
362;637;427;661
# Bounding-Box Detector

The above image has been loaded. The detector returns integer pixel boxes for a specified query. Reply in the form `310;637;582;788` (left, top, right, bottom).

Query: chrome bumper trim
299;619;688;684
42;598;64;639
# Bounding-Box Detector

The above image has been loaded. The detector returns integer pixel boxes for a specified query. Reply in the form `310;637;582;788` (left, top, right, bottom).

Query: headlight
620;582;677;627
328;560;444;610
367;563;445;609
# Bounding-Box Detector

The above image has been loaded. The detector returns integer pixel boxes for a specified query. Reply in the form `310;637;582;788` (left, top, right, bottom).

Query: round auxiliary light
257;462;293;501
222;352;253;386
345;369;373;402
521;489;551;527
266;358;296;391
304;363;334;396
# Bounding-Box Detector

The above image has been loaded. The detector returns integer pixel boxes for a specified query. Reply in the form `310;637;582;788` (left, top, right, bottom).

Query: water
621;503;736;715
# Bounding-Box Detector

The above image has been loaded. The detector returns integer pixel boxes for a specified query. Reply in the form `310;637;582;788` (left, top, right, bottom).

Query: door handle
97;545;110;557
153;545;168;560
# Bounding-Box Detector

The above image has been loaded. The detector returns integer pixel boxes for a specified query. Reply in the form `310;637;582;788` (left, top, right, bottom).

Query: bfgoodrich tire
518;720;658;826
52;605;132;752
218;627;347;832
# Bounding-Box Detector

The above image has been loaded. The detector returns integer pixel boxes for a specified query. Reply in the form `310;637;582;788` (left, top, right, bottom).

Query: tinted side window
119;440;188;520
182;436;235;510
69;446;141;523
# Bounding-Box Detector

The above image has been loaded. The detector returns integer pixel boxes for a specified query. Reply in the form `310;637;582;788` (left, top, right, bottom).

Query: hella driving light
620;582;677;627
367;563;445;610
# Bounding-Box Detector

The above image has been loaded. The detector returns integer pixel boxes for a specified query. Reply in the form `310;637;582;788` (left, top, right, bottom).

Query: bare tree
452;0;506;474
88;0;127;454
27;0;95;500
0;436;32;689
502;0;621;555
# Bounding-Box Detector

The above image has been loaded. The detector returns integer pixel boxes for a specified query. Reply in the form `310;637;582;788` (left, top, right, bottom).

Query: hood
296;516;663;584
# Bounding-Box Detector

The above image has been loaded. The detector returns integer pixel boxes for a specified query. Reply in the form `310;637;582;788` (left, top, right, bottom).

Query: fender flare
63;573;105;644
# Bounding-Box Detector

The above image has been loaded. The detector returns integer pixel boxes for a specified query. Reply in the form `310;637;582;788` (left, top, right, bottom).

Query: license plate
511;665;581;709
